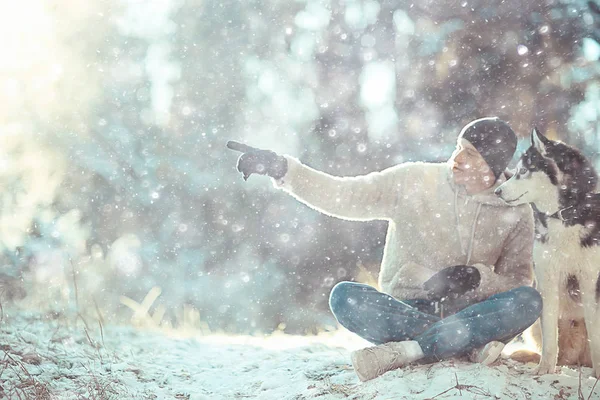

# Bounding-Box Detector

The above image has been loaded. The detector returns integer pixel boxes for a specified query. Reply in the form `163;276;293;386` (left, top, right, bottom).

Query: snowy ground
1;309;599;400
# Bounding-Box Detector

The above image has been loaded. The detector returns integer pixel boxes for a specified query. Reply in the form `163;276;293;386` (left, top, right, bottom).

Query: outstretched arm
228;140;408;221
273;155;407;221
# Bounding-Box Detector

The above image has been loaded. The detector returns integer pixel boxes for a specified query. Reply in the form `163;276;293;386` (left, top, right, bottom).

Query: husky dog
495;128;600;377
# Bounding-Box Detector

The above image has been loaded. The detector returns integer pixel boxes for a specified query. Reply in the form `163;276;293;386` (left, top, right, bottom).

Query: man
227;117;541;381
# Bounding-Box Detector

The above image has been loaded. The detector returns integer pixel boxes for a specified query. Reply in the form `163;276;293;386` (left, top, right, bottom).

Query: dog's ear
531;127;550;155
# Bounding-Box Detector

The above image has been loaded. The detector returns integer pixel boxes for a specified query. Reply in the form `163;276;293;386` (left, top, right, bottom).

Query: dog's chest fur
534;216;600;316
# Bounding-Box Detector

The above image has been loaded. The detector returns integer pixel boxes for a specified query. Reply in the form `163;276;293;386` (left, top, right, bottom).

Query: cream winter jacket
273;156;534;303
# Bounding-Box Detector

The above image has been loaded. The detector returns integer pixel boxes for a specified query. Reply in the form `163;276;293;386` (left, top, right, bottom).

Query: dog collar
531;203;576;222
547;205;576;222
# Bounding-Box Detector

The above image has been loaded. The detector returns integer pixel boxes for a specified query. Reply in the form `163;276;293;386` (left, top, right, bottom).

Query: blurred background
1;0;600;335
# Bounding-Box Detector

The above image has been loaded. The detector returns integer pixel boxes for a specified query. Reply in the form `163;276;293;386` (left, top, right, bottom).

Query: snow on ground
1;309;598;400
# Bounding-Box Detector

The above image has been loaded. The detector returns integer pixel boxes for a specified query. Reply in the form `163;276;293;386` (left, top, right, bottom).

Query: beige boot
469;341;505;366
350;341;424;382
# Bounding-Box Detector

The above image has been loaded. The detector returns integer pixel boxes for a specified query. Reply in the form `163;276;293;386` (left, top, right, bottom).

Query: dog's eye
519;167;528;175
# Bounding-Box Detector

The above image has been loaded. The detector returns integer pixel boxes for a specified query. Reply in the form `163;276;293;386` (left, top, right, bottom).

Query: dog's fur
496;128;600;377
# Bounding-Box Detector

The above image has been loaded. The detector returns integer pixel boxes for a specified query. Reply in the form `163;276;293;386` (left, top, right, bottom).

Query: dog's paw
509;349;540;364
533;362;557;375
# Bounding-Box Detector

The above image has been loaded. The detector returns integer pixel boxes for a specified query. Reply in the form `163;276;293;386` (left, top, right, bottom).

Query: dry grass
0;289;130;400
0;329;128;400
425;372;492;399
323;379;356;397
577;367;599;400
120;286;211;337
0;348;52;400
73;363;129;400
0;278;212;399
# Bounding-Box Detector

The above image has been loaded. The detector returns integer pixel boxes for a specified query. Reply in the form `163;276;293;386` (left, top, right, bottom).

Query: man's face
448;138;495;190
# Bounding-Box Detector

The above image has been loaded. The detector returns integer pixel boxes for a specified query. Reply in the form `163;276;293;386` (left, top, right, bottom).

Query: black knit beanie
458;117;517;181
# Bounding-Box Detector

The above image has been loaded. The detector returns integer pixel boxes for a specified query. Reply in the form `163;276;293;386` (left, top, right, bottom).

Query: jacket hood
446;166;515;207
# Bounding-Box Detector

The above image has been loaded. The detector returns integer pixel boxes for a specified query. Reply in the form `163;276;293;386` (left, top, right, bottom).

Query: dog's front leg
581;267;600;378
534;261;560;375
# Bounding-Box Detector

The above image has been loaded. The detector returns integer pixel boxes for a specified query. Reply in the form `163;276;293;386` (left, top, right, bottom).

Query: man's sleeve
272;155;409;221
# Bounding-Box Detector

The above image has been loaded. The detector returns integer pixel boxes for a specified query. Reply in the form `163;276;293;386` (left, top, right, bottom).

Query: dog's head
495;128;597;212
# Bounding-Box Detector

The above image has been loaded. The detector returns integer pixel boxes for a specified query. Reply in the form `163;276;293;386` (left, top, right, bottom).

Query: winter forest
3;0;600;399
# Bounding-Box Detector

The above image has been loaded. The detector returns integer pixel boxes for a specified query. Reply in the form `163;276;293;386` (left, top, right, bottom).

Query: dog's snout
494;187;502;197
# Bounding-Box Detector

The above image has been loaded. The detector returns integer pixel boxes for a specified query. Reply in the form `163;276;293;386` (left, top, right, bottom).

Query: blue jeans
329;282;542;361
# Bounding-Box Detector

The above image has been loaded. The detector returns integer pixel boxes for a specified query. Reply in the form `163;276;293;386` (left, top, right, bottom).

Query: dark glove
422;265;481;302
227;140;288;181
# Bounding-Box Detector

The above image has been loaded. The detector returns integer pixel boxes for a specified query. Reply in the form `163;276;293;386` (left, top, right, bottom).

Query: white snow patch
1;309;598;399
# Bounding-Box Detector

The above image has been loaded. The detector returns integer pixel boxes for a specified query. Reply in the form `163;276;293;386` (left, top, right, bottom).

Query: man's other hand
423;265;481;301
